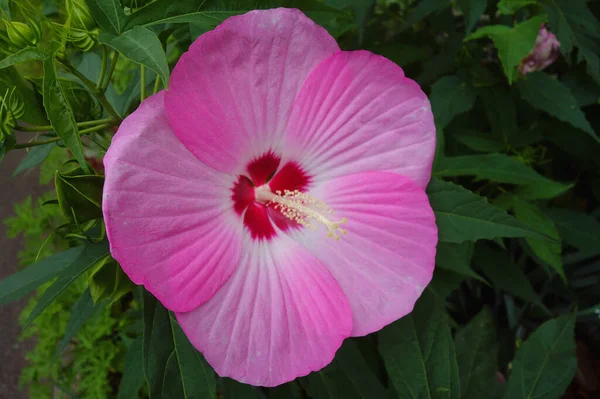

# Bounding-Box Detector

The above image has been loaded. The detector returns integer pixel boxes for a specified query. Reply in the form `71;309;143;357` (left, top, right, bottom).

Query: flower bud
68;0;96;31
3;18;42;48
0;87;25;131
69;27;98;52
519;24;560;75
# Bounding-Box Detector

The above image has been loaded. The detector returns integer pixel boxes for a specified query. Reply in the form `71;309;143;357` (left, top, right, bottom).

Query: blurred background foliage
1;0;600;398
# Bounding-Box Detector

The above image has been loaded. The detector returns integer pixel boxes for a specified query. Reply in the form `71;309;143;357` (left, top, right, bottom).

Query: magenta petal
176;236;352;387
292;172;437;336
165;8;340;174
103;92;244;312
284;51;436;189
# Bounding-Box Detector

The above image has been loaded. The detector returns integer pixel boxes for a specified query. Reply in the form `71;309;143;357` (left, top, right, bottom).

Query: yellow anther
255;185;348;240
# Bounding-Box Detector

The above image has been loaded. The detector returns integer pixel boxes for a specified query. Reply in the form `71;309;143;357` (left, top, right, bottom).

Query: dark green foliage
2;0;600;397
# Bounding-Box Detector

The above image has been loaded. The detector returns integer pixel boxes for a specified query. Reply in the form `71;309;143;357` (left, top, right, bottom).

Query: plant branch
140;65;146;102
17;118;116;132
97;45;109;89
13;123;113;149
101;51;119;91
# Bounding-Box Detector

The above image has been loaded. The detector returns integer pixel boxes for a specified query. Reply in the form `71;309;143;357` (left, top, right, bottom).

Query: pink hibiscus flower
102;8;437;387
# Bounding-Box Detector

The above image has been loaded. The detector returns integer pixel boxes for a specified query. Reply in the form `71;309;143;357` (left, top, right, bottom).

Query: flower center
255;185;347;240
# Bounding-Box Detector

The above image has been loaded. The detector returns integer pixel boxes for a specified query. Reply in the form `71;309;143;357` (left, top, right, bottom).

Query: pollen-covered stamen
255;185;347;240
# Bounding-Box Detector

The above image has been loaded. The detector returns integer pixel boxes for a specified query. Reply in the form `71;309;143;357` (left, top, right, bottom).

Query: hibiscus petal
165;8;340;174
283;51;436;189
103;92;244;312
176;236;352;387
291;172;437;336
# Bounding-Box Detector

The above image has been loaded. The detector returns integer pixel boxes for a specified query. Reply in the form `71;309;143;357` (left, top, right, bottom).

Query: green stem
153;75;161;94
101;51;119;91
17;118;116;132
58;59;122;122
140;65;146;102
13;123;112;149
97;45;109;89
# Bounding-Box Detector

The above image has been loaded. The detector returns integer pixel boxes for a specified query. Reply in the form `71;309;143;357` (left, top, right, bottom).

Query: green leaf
118;337;146;399
23;242;110;328
143;289;175;399
455;308;502;399
497;0;537;15
427;178;546;243
55;289;100;357
42;58;90;173
436;242;485;281
55;168;104;223
13;143;56;177
85;0;125;34
143;291;215;399
223;378;261;398
467;15;546;84
88;257;134;303
434;154;571;198
169;314;217;399
299;339;387;399
454;130;505;153
0;246;84;305
405;0;452;27
99;26;170;89
478;87;517;142
379;290;461;399
545;209;600;252
0;47;51;69
517;72;597;142
267;382;303;399
124;0;345;31
474;244;544;307
457;0;486;34
430;75;476;129
503;314;577;399
542;0;600;84
511;198;564;279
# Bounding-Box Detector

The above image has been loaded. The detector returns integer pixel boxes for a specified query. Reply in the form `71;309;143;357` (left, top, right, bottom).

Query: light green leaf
430;75;476;129
455;308;503;399
0;246;84;305
427;178;549;243
100;26;170;89
516;72;598;142
503;314;577;399
457;0;486;34
497;0;537;15
85;0;125;34
467;15;546;84
55;289;101;357
43;58;90;173
0;47;51;69
545;209;600;252
512;198;564;279
379;291;461;399
23;242;110;329
118;337;146;399
434;154;572;198
13;143;56;177
543;0;600;84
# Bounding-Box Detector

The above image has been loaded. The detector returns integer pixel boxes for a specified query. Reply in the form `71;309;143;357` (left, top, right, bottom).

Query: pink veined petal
176;235;352;387
165;8;340;174
290;172;437;336
282;50;436;189
102;92;244;313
